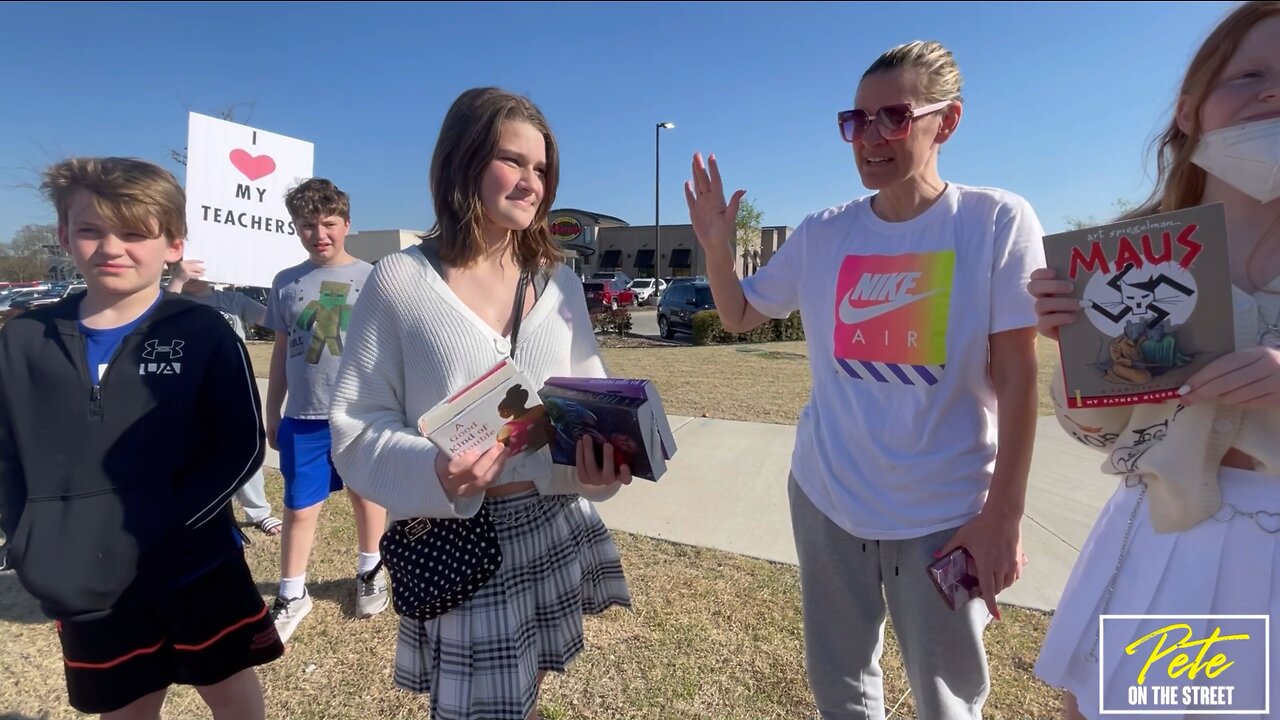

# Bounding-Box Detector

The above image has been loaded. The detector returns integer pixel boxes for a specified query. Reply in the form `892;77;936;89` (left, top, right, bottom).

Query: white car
627;278;667;306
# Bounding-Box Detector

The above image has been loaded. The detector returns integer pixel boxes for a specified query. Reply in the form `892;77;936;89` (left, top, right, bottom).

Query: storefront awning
599;249;622;268
562;243;595;257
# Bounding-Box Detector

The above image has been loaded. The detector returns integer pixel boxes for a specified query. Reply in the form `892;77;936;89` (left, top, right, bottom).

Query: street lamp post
655;121;675;279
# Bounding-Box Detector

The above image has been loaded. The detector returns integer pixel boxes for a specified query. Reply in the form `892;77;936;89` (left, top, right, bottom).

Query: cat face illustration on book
1083;263;1199;386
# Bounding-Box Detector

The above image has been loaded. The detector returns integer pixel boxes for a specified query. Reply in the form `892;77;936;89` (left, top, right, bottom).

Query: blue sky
0;1;1242;244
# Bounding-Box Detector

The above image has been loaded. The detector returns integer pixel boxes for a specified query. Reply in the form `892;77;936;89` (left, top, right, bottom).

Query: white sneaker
270;590;313;643
356;569;389;618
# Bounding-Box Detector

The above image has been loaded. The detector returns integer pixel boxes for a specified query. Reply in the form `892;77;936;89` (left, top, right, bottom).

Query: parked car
590;270;634;287
3;282;87;320
656;280;716;339
582;279;637;313
0;288;42;313
0;281;50;293
233;286;270;305
627;278;667;306
662;275;706;287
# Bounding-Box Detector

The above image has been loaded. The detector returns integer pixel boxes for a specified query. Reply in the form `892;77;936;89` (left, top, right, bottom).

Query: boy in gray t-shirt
261;178;387;643
167;259;283;538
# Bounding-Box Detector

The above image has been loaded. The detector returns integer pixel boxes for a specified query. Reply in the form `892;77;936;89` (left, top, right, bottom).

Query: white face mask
1191;116;1280;203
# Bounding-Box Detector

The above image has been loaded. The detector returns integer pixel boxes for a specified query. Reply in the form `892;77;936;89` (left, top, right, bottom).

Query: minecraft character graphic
297;281;354;364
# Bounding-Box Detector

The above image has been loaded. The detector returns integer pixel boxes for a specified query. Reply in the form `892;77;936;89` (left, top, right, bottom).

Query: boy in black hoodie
0;157;283;718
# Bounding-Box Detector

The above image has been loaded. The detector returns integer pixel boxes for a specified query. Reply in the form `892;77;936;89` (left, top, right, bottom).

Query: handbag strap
509;269;530;360
360;271;529;586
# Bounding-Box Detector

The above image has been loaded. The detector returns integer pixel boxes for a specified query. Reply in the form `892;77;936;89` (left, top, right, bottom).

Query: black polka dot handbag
368;507;504;621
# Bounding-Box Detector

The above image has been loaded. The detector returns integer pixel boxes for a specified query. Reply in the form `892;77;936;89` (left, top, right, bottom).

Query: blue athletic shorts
277;417;344;510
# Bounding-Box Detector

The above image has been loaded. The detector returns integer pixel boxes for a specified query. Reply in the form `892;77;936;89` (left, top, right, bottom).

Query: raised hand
172;259;206;282
685;152;745;258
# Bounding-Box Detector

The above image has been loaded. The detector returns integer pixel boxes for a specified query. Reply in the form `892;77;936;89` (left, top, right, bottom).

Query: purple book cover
542;376;650;401
538;384;658;480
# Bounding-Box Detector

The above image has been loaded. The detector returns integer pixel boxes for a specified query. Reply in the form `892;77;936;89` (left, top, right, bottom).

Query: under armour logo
142;339;184;360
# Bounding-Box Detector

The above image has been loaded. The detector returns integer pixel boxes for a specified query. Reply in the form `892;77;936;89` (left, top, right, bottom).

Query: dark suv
656;281;716;339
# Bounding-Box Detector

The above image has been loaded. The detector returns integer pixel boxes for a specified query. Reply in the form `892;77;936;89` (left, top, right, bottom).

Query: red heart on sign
229;149;276;181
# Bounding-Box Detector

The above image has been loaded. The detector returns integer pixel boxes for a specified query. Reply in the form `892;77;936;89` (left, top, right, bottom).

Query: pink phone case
927;547;982;611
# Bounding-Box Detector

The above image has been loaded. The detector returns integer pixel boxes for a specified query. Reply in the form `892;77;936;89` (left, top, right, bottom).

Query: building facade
343;210;794;280
344;229;425;265
549;207;792;280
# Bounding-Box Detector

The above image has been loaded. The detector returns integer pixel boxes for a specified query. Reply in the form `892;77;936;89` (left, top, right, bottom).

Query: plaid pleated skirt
393;490;631;720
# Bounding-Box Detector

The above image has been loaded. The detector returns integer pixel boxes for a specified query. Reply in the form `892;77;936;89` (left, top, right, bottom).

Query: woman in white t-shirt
685;40;1043;719
1031;3;1280;718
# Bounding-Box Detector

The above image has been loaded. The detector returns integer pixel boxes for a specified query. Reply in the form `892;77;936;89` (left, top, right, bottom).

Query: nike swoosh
838;287;941;325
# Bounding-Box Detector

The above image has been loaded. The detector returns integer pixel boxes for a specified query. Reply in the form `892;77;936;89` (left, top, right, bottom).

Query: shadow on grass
0;570;48;625
255;577;364;620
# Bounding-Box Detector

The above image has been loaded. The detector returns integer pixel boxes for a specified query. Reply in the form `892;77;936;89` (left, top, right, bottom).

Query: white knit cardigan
328;246;620;522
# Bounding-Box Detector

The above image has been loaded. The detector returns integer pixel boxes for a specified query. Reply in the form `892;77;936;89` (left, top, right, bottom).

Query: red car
582;279;636;312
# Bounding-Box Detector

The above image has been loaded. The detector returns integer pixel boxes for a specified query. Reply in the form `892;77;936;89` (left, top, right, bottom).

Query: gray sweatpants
234;468;272;524
789;476;991;720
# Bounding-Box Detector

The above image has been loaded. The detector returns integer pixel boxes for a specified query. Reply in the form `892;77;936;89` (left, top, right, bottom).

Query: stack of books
417;358;677;481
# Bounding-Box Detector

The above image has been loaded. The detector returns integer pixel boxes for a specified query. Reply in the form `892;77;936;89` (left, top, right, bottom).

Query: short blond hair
863;40;964;105
41;157;186;242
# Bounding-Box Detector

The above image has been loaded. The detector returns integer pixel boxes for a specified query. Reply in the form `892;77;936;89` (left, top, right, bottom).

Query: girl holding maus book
328;87;632;720
1030;3;1280;717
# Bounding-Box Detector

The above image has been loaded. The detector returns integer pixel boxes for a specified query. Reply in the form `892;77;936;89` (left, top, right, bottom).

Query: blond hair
1126;1;1280;220
424;87;564;272
41;157;186;241
863;40;965;105
284;178;351;222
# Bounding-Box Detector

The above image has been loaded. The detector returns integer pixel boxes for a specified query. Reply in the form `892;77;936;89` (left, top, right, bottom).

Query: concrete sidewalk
591;414;1115;613
256;379;1115;612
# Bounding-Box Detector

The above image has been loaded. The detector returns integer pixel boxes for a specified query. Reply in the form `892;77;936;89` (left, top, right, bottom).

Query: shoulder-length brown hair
1126;1;1280;220
424;87;564;271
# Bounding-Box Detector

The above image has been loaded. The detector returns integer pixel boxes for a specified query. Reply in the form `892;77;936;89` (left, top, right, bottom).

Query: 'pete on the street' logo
1098;615;1270;715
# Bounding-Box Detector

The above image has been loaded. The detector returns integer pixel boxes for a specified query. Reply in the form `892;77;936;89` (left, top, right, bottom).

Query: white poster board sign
183;112;315;288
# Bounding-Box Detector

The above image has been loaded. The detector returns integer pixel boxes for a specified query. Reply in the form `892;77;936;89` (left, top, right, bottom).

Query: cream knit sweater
1052;284;1280;532
328;246;620;523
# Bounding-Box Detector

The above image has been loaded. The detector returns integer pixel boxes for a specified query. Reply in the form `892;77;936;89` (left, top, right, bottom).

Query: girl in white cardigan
328;87;632;720
1031;4;1280;717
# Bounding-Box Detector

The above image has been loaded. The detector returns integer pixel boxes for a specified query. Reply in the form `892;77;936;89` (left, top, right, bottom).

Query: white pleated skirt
1036;467;1279;719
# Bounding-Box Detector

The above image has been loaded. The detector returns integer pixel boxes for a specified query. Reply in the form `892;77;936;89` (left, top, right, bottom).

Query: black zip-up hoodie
0;292;265;619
